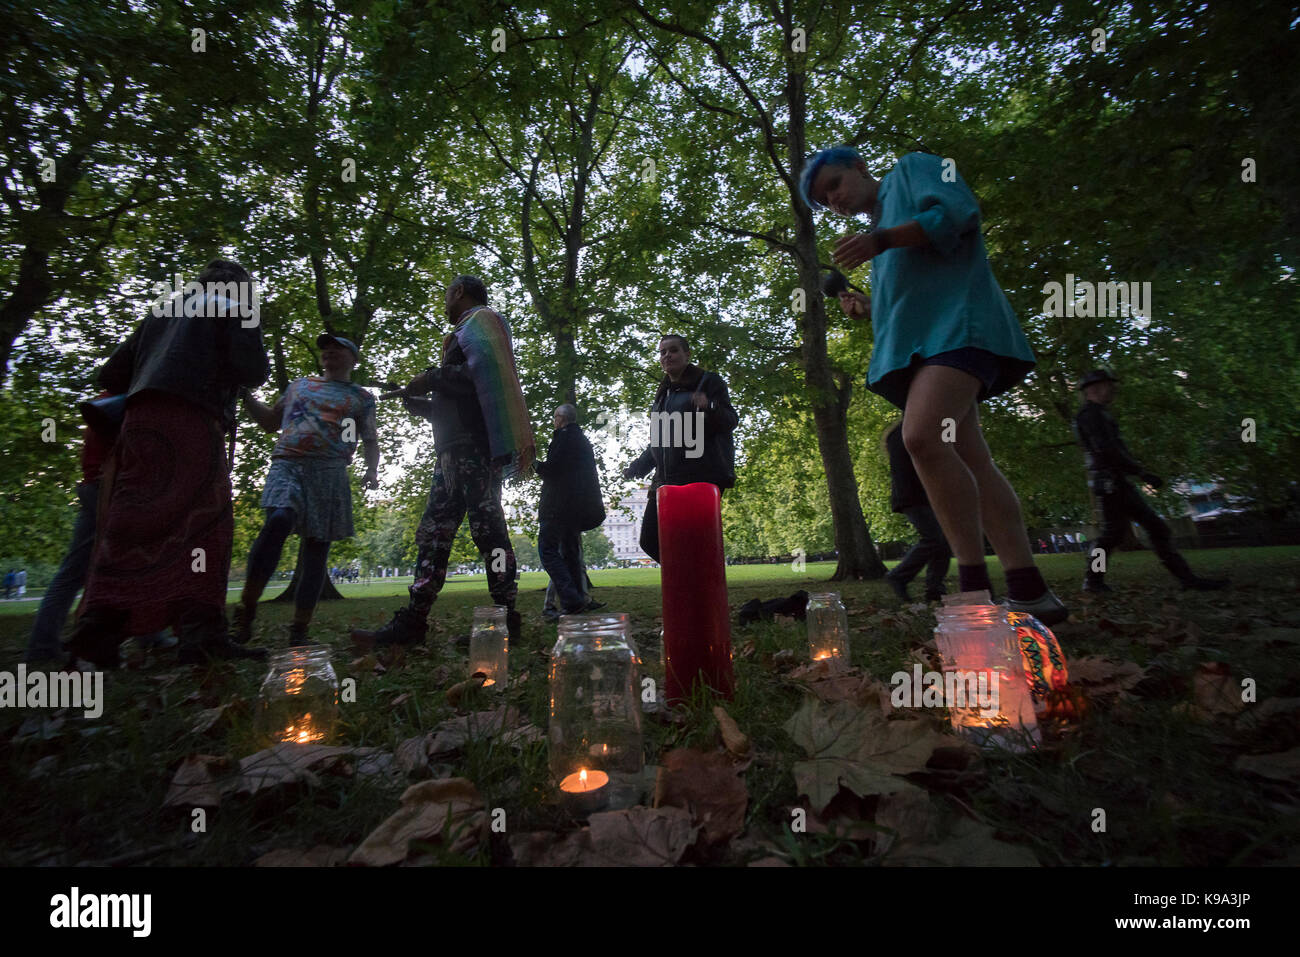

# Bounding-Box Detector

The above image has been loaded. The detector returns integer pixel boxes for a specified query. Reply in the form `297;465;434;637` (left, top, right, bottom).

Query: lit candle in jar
279;713;326;744
558;767;610;814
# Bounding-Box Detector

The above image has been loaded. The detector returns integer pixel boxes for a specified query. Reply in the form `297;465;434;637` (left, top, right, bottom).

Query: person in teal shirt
801;147;1066;625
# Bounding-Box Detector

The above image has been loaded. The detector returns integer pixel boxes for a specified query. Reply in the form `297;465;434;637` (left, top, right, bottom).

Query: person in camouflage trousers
352;275;530;647
409;446;517;616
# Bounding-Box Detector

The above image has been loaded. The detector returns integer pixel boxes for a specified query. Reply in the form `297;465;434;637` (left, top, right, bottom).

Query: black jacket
627;364;737;488
536;423;604;529
885;425;929;512
98;293;269;432
404;341;489;456
1072;401;1147;481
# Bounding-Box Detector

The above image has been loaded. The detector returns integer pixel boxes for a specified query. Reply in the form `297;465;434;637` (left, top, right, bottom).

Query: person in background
879;420;952;603
536;403;606;621
622;335;737;562
354;275;534;647
3;571;12;601
1072;369;1227;593
233;334;379;647
65;259;270;666
803;145;1067;624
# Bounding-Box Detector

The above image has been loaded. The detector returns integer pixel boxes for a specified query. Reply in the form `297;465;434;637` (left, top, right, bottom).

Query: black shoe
64;610;127;670
582;600;607;613
923;591;945;603
230;605;254;645
1001;589;1069;626
177;634;269;664
1082;578;1112;594
542;608;562;624
351;607;428;647
883;573;909;603
1182;576;1228;591
288;622;315;647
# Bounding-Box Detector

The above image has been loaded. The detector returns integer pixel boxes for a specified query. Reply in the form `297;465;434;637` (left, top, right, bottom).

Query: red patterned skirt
80;391;232;634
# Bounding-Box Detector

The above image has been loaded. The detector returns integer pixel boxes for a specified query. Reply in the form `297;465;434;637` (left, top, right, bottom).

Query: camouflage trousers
409;446;516;615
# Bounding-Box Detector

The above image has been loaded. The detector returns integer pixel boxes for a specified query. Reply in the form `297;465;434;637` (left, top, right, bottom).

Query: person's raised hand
833;231;883;271
838;290;870;319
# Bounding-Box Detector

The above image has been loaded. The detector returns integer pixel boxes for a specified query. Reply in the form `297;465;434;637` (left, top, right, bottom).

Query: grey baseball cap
317;333;360;361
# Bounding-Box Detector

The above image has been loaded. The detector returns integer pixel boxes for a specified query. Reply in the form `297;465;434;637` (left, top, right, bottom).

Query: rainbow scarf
444;306;535;480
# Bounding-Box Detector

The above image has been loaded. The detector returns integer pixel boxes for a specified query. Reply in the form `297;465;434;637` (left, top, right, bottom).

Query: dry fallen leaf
713;706;751;757
585;806;698;866
883;816;1039;866
793;758;919;814
389;692;413;710
874;787;940;854
395;733;435;778
1234;747;1300;786
1186;662;1247;718
784;697;953;776
349;778;485;867
163;754;231;808
509;806;698;867
445;674;486;709
1067;656;1147;697
654;749;747;845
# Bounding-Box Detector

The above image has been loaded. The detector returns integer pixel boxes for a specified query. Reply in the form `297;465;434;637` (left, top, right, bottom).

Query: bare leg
953;404;1036;570
901;366;985;565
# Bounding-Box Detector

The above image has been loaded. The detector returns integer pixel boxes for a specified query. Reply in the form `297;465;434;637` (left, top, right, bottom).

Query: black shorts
868;347;1034;411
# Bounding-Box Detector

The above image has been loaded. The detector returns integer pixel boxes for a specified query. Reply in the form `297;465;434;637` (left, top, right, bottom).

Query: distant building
604;485;651;562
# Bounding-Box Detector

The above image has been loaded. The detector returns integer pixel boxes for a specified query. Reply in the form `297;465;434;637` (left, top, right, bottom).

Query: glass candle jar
549;613;644;811
468;605;509;689
933;601;1039;751
806;592;850;663
256;647;339;745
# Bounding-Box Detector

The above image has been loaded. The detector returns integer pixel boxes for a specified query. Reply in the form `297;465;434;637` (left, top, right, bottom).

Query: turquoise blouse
866;152;1036;389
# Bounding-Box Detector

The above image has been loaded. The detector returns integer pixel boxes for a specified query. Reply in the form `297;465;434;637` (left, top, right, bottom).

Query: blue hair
799;145;863;210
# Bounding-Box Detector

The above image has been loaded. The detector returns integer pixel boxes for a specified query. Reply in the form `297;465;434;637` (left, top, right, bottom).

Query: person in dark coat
622;335;738;563
65;259;270;667
536;404;606;620
1073;369;1227;592
880;421;952;602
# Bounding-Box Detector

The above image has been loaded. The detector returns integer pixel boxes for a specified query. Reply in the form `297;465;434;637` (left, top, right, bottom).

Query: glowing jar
468;605;509;689
549;613;643;811
933;599;1039;751
806;592;850;663
256;647;338;745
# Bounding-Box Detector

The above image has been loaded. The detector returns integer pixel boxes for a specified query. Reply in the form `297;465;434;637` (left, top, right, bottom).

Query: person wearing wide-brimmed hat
235;333;379;646
1072;369;1226;592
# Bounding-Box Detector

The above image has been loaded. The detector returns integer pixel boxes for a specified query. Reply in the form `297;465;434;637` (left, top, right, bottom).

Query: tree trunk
270;539;345;602
786;52;886;581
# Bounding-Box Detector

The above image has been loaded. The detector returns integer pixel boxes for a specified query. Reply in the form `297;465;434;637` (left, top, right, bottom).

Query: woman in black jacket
622;335;738;562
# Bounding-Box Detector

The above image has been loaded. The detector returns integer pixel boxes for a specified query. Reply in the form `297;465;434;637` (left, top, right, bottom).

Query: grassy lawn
1;547;1298;866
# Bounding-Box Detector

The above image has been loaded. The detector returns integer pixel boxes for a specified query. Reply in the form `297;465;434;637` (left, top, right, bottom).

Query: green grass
1;547;1298;866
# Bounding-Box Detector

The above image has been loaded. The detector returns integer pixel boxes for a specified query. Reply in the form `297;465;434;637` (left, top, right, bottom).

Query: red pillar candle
657;482;735;703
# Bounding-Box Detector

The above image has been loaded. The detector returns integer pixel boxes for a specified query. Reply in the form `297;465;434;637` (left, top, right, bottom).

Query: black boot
1164;553;1228;591
351;607;428;647
177;608;268;664
230;604;254;645
64;608;129;670
288;621;315;647
1082;573;1112;594
882;572;910;603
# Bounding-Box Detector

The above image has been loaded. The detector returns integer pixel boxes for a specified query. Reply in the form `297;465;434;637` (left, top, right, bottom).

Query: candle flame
579;768;588;786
